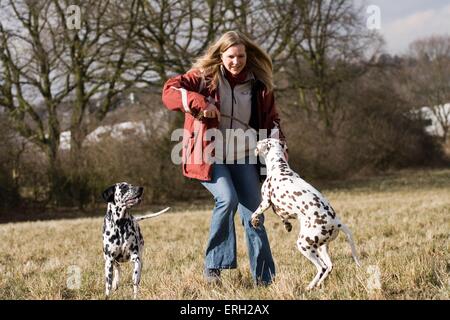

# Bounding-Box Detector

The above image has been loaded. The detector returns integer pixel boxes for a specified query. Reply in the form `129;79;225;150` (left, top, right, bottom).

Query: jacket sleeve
161;70;208;117
264;90;287;143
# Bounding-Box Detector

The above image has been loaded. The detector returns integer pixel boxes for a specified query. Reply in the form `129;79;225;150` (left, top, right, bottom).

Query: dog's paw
284;221;292;232
251;216;261;228
306;284;315;291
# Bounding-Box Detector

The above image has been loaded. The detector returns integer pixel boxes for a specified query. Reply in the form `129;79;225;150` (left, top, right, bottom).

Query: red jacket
162;70;285;181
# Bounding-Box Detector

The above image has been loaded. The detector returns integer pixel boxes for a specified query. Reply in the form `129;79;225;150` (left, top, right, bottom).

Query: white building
59;121;147;150
420;103;450;138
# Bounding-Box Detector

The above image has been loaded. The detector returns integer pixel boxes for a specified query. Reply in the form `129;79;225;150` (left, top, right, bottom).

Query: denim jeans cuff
205;265;237;270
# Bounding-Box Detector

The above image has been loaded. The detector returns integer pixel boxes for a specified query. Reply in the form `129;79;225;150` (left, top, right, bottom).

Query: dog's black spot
314;219;327;224
306;237;314;245
109;234;117;242
119;184;129;196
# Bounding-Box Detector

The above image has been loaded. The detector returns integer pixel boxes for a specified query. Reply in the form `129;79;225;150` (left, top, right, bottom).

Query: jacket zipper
230;87;236;129
226;85;237;159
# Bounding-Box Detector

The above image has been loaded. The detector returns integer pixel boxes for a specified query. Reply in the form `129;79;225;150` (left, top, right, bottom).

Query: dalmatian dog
251;139;361;290
101;182;170;298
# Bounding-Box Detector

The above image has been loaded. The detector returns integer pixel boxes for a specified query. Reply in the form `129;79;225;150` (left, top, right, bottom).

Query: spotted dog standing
102;182;170;298
251;139;361;290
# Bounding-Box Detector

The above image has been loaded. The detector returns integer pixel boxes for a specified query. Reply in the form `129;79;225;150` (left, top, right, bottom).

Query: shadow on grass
1;168;449;224
0;197;213;224
322;168;450;193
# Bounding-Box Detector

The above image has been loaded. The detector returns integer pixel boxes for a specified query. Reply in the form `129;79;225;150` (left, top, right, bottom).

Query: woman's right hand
202;103;221;121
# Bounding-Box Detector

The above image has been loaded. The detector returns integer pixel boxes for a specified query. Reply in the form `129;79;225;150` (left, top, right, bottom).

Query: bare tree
0;0;152;200
0;1;66;173
133;0;237;81
268;0;382;128
406;35;450;142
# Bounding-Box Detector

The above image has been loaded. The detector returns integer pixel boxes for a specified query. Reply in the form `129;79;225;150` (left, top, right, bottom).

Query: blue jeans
200;162;275;284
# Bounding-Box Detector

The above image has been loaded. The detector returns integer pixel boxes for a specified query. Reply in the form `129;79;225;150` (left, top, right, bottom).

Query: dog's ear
102;185;116;203
279;139;288;152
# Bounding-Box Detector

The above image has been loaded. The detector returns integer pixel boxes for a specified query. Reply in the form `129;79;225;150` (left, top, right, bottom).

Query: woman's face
221;44;247;76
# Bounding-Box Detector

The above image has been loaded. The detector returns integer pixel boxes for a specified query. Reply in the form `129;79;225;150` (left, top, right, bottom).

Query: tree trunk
46;143;63;207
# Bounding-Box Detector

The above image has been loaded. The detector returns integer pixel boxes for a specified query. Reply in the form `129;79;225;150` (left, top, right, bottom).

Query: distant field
0;169;449;299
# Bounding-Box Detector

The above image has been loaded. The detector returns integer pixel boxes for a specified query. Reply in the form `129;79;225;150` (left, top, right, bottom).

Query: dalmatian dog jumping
251;139;361;290
102;182;169;298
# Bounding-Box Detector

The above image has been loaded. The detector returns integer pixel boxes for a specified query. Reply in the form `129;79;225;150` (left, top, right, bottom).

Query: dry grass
0;169;449;300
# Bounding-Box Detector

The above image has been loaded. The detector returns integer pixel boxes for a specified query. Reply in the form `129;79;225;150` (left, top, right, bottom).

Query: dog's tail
339;223;361;267
135;207;170;221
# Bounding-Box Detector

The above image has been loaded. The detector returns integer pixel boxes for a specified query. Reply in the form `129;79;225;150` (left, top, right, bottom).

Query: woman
162;31;286;286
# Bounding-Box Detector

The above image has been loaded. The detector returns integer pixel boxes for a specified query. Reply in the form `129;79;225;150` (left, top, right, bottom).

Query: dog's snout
138;187;144;196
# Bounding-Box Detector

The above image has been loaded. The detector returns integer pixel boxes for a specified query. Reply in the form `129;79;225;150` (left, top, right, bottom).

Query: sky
355;0;450;55
1;1;448;56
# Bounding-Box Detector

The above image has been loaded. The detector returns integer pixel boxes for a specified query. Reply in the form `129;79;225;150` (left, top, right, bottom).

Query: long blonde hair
190;31;273;91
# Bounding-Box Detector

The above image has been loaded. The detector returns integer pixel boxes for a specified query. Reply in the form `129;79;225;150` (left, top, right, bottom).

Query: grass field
0;169;449;300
